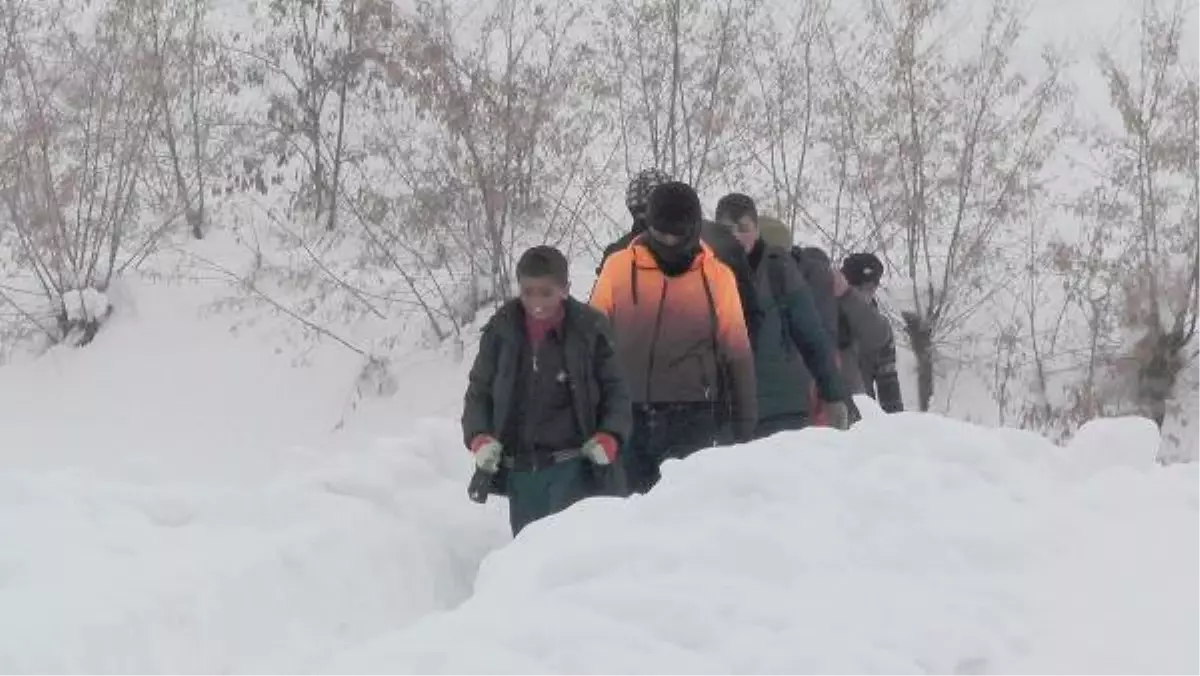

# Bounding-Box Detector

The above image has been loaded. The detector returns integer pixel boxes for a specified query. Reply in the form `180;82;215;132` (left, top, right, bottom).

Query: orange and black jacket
589;237;758;440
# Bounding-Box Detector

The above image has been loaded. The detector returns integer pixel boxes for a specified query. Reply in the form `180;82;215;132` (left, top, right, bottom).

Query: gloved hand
469;435;504;473
581;433;618;466
823;400;850;431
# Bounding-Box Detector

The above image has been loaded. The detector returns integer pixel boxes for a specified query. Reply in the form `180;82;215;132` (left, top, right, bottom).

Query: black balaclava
645;181;703;277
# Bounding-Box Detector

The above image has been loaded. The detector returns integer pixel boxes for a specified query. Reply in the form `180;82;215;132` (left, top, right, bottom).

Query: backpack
767;245;840;347
766;244;844;427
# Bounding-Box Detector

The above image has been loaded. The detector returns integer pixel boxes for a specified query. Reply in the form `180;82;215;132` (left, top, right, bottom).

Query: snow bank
0;277;510;672
0;278;375;481
329;412;1199;675
0;418;509;673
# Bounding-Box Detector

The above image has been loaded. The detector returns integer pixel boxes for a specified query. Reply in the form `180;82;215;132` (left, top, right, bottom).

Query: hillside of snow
0;276;1196;673
0;0;1195;668
327;407;1198;675
0;276;511;672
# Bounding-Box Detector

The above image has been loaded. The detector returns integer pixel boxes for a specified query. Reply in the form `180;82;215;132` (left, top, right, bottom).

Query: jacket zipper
644;279;669;402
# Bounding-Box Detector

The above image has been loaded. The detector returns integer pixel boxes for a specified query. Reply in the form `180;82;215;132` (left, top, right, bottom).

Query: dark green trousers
506;457;592;536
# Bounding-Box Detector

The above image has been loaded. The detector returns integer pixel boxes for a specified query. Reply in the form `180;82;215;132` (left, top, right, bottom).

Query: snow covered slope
0;277;510;672
0;277;1195;673
329;406;1198;674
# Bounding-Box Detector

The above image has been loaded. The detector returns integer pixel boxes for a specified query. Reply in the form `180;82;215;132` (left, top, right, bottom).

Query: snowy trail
0;280;511;672
0;420;509;673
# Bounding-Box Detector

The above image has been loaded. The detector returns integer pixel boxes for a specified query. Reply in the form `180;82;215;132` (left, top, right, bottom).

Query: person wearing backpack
714;194;848;437
590;182;758;494
757;219;899;424
755;216;853;428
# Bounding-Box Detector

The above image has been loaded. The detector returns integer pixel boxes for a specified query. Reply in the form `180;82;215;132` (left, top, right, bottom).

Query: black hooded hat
646;181;703;238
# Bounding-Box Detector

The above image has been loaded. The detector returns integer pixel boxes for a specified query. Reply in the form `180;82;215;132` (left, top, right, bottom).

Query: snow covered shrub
0;0;188;349
57;288;113;347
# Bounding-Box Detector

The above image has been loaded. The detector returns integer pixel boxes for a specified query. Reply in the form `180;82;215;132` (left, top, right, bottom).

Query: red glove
469;435;498;453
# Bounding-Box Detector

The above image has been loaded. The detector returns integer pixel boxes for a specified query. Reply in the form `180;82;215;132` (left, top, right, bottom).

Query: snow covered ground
0;277;510;672
328;406;1198;674
0;277;1196;673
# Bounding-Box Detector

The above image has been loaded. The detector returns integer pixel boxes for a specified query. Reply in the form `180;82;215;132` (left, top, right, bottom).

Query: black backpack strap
699;266;719;358
698;267;730;422
767;252;788;306
766;253;794;349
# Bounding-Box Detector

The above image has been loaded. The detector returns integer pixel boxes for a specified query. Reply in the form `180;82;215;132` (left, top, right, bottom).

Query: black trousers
754;412;810;440
620;402;724;495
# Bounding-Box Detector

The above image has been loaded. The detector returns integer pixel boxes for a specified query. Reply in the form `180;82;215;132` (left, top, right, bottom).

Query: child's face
518;275;567;319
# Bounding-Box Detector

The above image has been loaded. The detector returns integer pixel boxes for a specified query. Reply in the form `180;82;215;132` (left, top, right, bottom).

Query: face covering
646;230;700;277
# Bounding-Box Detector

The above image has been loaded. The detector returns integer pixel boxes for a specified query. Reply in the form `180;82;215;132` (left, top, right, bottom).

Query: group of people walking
462;170;904;536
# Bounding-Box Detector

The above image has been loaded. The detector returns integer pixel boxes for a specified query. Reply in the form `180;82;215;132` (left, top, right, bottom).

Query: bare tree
0;0;160;345
600;0;749;190
205;0;612;355
1090;0;1198;429
737;0;830;239
828;0;1071;411
375;0;607;304
228;0;375;232
143;0;230;240
1014;192;1129;440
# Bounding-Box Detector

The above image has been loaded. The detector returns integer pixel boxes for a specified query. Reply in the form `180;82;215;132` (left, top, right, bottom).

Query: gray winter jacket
836;290;903;412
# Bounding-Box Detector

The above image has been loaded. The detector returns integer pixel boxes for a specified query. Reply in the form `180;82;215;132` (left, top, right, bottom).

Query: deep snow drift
0;279;1195;673
329;405;1198;675
0;278;510;672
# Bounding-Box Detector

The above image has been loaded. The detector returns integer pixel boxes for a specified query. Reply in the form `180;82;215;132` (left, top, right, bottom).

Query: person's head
625;168;672;229
714;193;759;254
645;181;703;269
516;245;569;319
841;252;884;297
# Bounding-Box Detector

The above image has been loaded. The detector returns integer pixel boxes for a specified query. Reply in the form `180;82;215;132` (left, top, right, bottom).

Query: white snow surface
0;280;1196;673
61;287;111;323
327;411;1198;675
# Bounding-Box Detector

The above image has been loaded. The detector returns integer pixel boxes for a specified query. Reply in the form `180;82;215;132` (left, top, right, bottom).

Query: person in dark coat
700;218;764;343
714;194;849;437
596;168;672;276
841;252;904;413
462;245;633;536
590;182;758;494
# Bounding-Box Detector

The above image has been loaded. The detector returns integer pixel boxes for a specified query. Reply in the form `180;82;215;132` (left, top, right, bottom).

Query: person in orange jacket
590;181;757;494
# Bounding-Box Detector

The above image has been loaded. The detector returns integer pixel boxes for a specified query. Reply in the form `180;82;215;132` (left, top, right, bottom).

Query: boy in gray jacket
840;253;904;414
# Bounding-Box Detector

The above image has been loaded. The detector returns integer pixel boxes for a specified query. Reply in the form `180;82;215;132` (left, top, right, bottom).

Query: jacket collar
627;234;715;272
497;297;579;337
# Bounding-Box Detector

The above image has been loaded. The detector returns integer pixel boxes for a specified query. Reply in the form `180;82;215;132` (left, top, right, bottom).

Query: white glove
581;434;617;466
472;436;504;473
824;401;850;430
